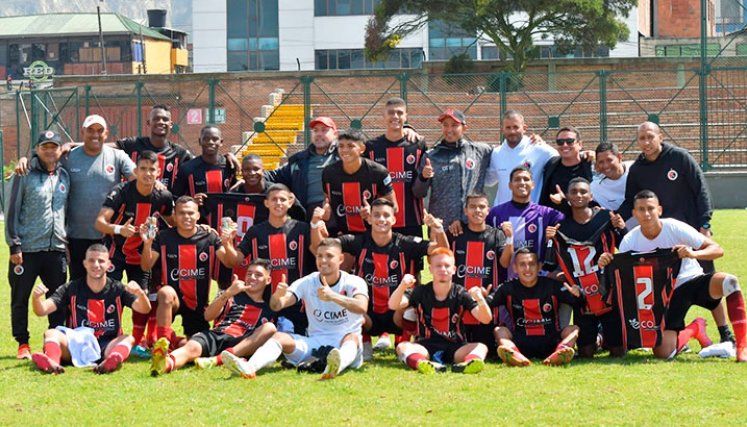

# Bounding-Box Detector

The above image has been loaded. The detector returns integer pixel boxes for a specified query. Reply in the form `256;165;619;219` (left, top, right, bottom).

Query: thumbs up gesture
549;184;566;206
121;218;137;238
360;197;371;221
422;157;434;179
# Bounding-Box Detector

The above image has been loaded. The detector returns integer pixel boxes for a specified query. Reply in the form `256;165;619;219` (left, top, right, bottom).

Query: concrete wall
706;172;747;209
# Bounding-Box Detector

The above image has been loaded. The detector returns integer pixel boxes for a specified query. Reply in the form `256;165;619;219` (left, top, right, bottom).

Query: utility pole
97;0;108;75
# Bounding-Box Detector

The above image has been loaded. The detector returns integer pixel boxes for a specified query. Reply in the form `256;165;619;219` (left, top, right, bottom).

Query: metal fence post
698;0;710;171
0;129;4;211
29;88;37;154
398;73;408;103
84;85;91;117
499;71;508;120
598;70;608;143
207;79;217;124
135;81;143;136
301;75;313;147
15;91;21;158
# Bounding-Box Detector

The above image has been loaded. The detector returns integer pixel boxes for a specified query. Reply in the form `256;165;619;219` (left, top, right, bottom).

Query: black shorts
513;334;560;359
463;323;496;350
416;338;465;364
574;307;623;348
366;310;402;336
176;303;210;337
109;262;151;290
190;330;247;357
665;273;720;331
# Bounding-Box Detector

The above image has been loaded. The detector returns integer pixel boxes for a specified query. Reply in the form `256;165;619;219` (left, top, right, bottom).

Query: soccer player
446;192;513;352
140;196;238;347
220;238;368;379
150;259;277;375
232;154;266;194
365;97;429;237
599;190;747;361
230;183;313;334
389;248;492;374
322;128;396;235
491;249;584;366
544;177;625;357
29;244;151;374
6;131;69;359
539;126;593;215
413;109;492;230
94;150;174;347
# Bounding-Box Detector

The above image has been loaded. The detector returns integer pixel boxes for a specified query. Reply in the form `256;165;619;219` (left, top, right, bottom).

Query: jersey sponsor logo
81;318;116;329
465;158;475;170
312;308;349;323
289;240;298;251
527;224;537;233
337;204;362;216
628;318;659;331
406;154;416;164
199;252;209;262
169;267;206;281
13;265;24;275
389;260;398;269
364;273;399;286
389;170;413;181
667;169;678;181
456;264;490;278
105;165;115;174
270;258;297;268
486;250;495;260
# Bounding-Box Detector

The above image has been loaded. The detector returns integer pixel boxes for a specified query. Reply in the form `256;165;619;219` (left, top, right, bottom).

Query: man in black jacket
539;126;592;215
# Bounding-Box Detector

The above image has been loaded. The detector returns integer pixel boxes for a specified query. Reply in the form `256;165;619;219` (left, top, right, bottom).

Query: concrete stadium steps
238;101;308;172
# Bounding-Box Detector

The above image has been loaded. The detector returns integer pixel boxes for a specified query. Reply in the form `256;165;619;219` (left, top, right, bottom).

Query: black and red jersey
340;232;430;314
116;137;193;191
406;283;477;343
488;277;584;339
545;209;622;316
212;292;276;337
152;227;222;312
365;135;427;230
236;219;313;291
172;156;237;198
49;278;137;343
322;159;393;234
103;181;174;266
607;249;680;349
448;225;506;324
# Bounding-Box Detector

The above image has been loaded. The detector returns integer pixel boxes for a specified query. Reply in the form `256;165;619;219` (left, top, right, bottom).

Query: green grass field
1;211;747;426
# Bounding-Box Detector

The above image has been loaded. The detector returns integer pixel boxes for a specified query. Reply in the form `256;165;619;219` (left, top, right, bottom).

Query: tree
365;0;636;74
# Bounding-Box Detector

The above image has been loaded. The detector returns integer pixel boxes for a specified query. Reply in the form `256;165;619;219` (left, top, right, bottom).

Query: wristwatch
702;222;711;230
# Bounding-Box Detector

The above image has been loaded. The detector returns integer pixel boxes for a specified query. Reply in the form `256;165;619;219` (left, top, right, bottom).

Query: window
428;21;477;60
227;0;279;71
481;46;499;60
315;48;423;70
315;0;381;16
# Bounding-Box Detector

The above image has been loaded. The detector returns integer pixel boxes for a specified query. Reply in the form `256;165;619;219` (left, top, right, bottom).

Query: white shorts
284;333;363;368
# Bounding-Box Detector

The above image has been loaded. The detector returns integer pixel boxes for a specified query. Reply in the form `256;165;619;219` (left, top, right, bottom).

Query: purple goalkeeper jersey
487;201;564;279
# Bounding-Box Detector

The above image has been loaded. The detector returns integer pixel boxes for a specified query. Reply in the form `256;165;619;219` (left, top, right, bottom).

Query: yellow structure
241;103;308;171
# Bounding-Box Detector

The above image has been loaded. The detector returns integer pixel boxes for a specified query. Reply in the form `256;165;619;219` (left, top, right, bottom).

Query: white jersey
591;160;633;211
288;271;368;338
619;218;706;287
485;136;558;206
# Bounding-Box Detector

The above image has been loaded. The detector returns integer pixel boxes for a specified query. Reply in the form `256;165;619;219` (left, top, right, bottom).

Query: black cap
36;130;63;146
438;108;466;125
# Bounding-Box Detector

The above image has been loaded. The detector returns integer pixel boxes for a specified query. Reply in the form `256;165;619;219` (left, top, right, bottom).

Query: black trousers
9;251;67;345
68;238;103;281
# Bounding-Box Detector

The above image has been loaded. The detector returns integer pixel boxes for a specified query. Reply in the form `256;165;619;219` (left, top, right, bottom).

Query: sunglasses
555;138;576;146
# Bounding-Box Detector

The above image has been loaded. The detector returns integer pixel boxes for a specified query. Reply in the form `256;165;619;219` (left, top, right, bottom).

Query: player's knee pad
722;274;740;297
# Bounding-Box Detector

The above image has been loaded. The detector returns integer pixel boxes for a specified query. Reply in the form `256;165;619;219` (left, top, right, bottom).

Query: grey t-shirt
62;145;135;239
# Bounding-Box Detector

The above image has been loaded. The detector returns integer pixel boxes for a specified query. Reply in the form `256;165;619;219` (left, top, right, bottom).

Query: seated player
220;238;369;379
150;259;277;375
388;248;492;374
599;190;747;361
491;249;584;366
29;244;151;374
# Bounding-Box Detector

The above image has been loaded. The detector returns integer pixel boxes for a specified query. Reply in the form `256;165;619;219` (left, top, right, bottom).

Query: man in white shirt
590;142;632;212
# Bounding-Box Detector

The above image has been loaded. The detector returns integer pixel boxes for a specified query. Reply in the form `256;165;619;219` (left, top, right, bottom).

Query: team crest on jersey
105;165;115;174
451;313;459;324
199;252;209;262
13;265;24;275
289;240;298;251
240;258;249;267
107;264;115;273
543;303;552;313
667;169;678;181
486;250;495;260
390;260;398;269
58;183;66;193
166;163;174;172
406;154;416;165
465;158;475;170
106;304;116;314
527;224;537;233
362;190;372;200
224;179;230;188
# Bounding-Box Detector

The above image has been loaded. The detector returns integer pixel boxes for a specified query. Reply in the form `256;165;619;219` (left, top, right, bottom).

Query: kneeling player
491;249;584;366
30;244;151;374
389;248;492;374
221;238;369;379
150;259;277;375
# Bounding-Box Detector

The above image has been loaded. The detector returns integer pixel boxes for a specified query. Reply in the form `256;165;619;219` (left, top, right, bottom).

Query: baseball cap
36;130;63;146
438;109;466;125
82;114;107;130
308;116;337;130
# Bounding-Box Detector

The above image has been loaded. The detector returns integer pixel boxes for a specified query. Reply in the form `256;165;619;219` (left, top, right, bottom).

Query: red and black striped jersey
447;225;507;324
152;227;222;312
103;181;174;266
172;156;237;199
116;137;193;191
545;209;622;316
236;219;313;291
488;277;584;339
322;159;393;234
365;135;427;230
212;292;276;337
406;283;477;343
340;232;430;314
49;278;137;342
607;249;680;349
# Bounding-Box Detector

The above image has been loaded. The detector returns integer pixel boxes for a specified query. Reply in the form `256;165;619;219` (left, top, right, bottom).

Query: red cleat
17;344;31;360
94;353;124;374
497;345;531;367
692;317;713;348
31;352;64;374
543;344;575;366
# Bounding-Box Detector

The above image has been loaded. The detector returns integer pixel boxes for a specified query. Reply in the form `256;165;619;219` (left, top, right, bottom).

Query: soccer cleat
373;333;392;350
497;345;531;367
452;358;485;374
699;342;735;358
31;352;64;374
362;341;373;361
678;344;692;354
150;337;170;377
691;317;713;348
321;348;341;380
543;344;575;366
416;359;447;375
221;350;256;379
131;345;151;359
94;353;124;374
194;356;218;369
17;344;31;360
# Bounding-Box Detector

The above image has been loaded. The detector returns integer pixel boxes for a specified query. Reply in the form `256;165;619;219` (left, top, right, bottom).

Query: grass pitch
1;211;747;426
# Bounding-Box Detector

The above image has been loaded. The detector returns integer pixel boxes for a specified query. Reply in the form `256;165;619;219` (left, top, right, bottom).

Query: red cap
437;109;466;125
308;116;337;130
